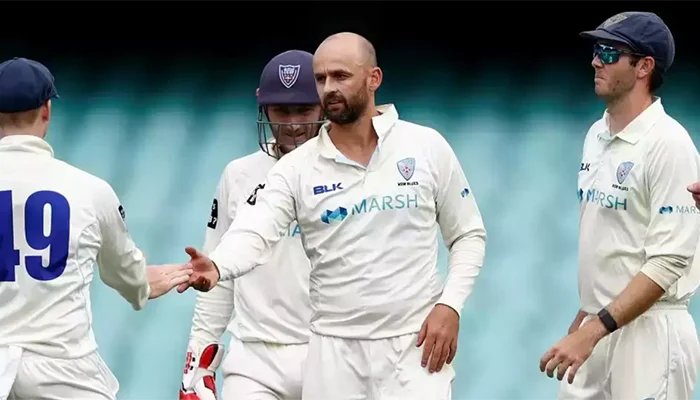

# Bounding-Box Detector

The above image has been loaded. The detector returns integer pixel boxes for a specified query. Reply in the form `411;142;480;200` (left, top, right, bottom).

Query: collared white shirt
578;98;700;313
0;135;150;359
210;105;487;339
189;149;312;347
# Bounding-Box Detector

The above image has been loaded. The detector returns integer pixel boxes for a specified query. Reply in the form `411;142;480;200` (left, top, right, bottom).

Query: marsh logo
320;193;419;224
461;188;470;198
659;205;700;215
321;207;348;224
579;187;628;211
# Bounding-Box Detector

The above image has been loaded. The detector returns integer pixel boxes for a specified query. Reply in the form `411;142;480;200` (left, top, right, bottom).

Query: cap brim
579;29;635;48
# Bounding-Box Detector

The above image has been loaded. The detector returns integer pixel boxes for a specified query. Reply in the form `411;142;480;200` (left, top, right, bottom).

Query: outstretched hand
146;264;193;299
176;247;220;293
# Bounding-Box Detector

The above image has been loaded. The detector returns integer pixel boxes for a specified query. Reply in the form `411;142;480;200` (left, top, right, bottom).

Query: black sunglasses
593;43;646;64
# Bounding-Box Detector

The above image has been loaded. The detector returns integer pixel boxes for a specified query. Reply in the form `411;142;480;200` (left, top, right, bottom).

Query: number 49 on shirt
0;190;71;282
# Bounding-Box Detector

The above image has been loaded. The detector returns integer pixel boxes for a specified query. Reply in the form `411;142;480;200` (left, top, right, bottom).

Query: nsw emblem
279;64;301;89
397;157;416;181
616;161;634;184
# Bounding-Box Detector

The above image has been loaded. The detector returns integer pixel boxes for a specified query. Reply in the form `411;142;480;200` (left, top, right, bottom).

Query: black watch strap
597;307;618;333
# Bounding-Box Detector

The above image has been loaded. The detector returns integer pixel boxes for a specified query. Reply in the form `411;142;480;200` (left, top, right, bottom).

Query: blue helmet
256;50;325;158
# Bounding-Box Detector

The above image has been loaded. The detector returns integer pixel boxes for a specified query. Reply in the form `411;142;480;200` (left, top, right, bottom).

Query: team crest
279;65;300;89
601;13;629;28
616;161;634;184
397;157;416;181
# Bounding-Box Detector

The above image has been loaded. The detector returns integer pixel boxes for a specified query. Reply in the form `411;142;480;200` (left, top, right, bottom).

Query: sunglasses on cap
593;43;646;65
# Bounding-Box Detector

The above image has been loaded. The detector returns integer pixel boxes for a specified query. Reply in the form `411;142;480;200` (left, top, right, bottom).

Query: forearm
580;257;686;344
581;272;665;342
99;247;150;311
605;255;688;327
189;281;235;347
209;232;267;281
437;234;485;315
606;272;665;328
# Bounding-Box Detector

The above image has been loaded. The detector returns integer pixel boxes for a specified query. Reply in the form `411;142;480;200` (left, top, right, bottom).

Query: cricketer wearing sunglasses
539;12;700;400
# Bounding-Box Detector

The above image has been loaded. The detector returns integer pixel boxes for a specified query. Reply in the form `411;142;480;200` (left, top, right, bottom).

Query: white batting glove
179;343;224;400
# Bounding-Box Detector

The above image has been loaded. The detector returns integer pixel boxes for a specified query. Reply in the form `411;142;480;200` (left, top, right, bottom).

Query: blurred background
3;3;699;399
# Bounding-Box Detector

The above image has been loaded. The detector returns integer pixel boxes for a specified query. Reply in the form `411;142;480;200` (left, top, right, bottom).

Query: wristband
597;307;618;333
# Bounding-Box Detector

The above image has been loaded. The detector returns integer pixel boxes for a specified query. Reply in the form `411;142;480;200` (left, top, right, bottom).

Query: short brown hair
0;109;41;130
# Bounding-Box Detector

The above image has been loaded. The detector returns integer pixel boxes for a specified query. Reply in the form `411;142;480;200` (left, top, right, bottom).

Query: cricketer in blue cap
0;57;59;137
179;49;322;400
580;11;674;97
541;12;700;400
256;50;325;158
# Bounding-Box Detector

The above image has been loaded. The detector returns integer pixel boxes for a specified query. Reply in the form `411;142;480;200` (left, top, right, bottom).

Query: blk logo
313;183;343;196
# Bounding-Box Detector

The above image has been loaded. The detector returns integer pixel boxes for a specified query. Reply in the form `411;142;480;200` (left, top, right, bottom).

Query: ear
42;100;52;122
638;56;655;79
256;88;260;98
368;67;383;93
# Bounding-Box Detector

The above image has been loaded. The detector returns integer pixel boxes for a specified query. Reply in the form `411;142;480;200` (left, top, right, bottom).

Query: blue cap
0;57;59;113
257;50;319;106
580;12;675;72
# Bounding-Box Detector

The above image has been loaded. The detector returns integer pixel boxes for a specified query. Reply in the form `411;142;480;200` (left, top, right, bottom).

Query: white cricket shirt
189;150;312;347
578;98;700;314
0;135;150;359
210;104;487;339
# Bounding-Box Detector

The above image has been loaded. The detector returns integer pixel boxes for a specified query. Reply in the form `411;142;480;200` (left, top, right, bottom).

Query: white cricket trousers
0;346;118;400
301;332;455;400
221;337;308;400
558;303;700;400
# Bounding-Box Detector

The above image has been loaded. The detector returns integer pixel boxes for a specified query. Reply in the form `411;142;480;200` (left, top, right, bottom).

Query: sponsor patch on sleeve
208;199;219;229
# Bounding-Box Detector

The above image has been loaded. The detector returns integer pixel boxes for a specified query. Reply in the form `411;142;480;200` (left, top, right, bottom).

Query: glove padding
179;343;224;400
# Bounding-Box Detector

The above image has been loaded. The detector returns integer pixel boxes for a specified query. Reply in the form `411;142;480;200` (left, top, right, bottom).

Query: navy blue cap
0;57;59;113
580;12;675;71
257;50;319;106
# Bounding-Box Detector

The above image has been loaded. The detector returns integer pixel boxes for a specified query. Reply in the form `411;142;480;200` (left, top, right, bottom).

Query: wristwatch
597;307;618;333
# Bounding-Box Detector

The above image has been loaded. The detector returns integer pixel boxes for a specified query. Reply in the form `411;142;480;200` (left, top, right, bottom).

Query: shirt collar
0;134;54;157
318;104;399;159
597;97;665;144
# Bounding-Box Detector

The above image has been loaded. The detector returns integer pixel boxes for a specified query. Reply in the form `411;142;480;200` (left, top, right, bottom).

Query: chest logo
616;161;634;184
397;157;416;181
